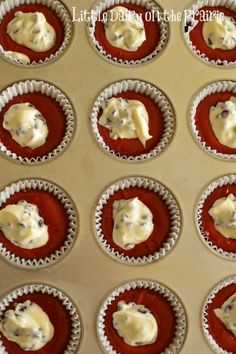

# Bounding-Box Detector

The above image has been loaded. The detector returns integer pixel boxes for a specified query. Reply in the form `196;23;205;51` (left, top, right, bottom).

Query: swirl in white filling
209;97;236;148
99;97;152;147
0;200;48;249
113;301;158;346
3;103;49;149
4;51;30;64
0;300;54;351
7;11;56;52
202;14;236;50
104;6;146;51
215;293;236;337
112;197;154;250
208;193;236;239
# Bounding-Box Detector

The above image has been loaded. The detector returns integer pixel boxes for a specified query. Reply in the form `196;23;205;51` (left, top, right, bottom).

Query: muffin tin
0;0;236;353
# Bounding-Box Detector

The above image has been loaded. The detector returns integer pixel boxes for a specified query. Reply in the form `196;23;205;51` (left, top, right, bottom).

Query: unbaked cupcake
0;178;78;268
203;276;236;353
87;0;169;66
0;80;75;164
0;283;82;353
93;176;182;265
196;174;236;260
0;0;72;66
97;279;187;354
190;80;236;160
184;0;236;66
91;80;175;161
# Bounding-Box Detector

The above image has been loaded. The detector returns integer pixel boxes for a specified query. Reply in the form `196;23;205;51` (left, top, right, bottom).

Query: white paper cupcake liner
97;279;187;354
202;275;236;354
190;80;236;160
87;0;169;66
0;178;78;268
183;0;236;67
93;176;182;265
196;174;236;260
0;283;82;354
91;80;175;161
0;79;75;164
0;0;72;67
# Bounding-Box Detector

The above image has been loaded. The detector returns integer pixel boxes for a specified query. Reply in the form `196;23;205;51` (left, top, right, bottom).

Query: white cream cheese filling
113;301;158;346
209;97;236;148
215;293;236;337
3;102;49;149
7;11;56;52
0;300;54;351
99;97;152;147
202;14;236;50
208;193;236;239
0;200;48;249
112;197;154;250
4;51;30;64
104;6;146;51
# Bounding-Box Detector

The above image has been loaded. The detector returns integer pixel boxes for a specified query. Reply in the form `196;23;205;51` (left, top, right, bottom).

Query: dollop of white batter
7;11;56;52
0;300;54;351
99;97;152;147
0;200;48;249
215;293;236;337
202;14;236;50
208;193;236;239
3;102;49;149
104;6;146;51
112;197;154;250
209;97;236;148
4;50;30;64
113;301;158;346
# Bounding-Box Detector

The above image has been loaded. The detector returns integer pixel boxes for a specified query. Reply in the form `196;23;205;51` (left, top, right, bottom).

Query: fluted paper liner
97;279;187;354
87;0;169;66
202;276;236;354
93;176;182;265
0;80;75;164
0;0;72;67
0;283;82;354
91;80;175;161
190;80;236;160
196;174;236;260
183;0;236;67
0;178;78;268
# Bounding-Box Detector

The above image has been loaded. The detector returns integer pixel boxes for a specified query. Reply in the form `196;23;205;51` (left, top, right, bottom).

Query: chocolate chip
125;243;134;250
221;110;230;118
38;218;44;227
135;342;144;346
115;224;119;230
225;304;233;312
18;222;25;228
14;329;20;337
138;308;147;314
208;37;213;46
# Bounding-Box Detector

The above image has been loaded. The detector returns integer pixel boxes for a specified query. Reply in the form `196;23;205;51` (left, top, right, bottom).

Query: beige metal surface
0;0;235;353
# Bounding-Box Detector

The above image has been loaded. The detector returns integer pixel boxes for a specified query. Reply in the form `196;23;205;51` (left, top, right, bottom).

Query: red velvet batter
101;186;171;258
0;292;72;354
0;4;65;63
189;6;236;63
95;4;160;61
0;188;69;260
104;287;177;354
97;91;165;157
201;184;236;252
207;283;236;353
0;92;67;159
194;91;236;154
